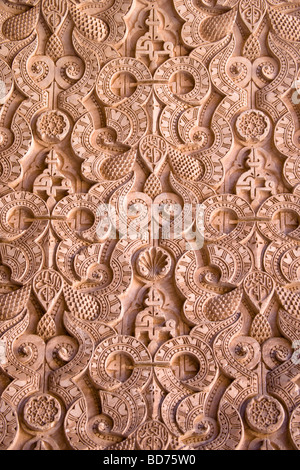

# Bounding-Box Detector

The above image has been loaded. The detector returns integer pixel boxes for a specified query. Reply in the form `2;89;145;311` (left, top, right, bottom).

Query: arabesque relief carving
0;0;299;451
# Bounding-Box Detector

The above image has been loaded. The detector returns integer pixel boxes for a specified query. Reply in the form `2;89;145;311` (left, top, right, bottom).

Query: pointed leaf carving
2;5;40;41
276;286;300;319
64;285;100;321
0;285;31;321
239;0;266;34
268;7;300;42
199;8;237;42
69;3;109;42
100;149;136;181
204;287;243;321
41;0;68;34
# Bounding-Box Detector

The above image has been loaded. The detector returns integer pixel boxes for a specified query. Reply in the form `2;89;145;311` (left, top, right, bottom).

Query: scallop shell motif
136;247;171;282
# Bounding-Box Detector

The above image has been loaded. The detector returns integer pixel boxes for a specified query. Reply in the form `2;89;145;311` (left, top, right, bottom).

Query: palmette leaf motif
268;6;300;42
276;287;300;319
250;314;272;344
199;8;237;42
168;149;204;181
68;2;109;42
0;285;31;320
100;149;136;181
41;0;68;34
2;5;40;40
203;288;243;321
243;34;261;61
63;285;100;321
239;0;267;33
2;0;109;43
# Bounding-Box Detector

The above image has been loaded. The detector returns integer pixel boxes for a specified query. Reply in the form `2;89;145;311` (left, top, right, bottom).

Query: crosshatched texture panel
0;0;299;451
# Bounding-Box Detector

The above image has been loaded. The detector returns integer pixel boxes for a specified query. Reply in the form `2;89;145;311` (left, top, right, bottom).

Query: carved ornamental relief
0;0;298;451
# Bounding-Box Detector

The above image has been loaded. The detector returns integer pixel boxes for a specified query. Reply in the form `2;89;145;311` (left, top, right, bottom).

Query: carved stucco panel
0;0;298;450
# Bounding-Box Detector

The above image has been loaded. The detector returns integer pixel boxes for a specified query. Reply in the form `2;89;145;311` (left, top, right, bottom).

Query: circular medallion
23;394;61;432
246;395;284;434
137;420;170;450
236;110;270;143
36;110;70;143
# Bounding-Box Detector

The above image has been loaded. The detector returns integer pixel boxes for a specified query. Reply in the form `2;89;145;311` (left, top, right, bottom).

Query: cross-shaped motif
67;209;94;233
171;354;199;381
274;211;299;234
106;353;133;382
8;208;32;231
169;72;195;95
111;73;137;98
